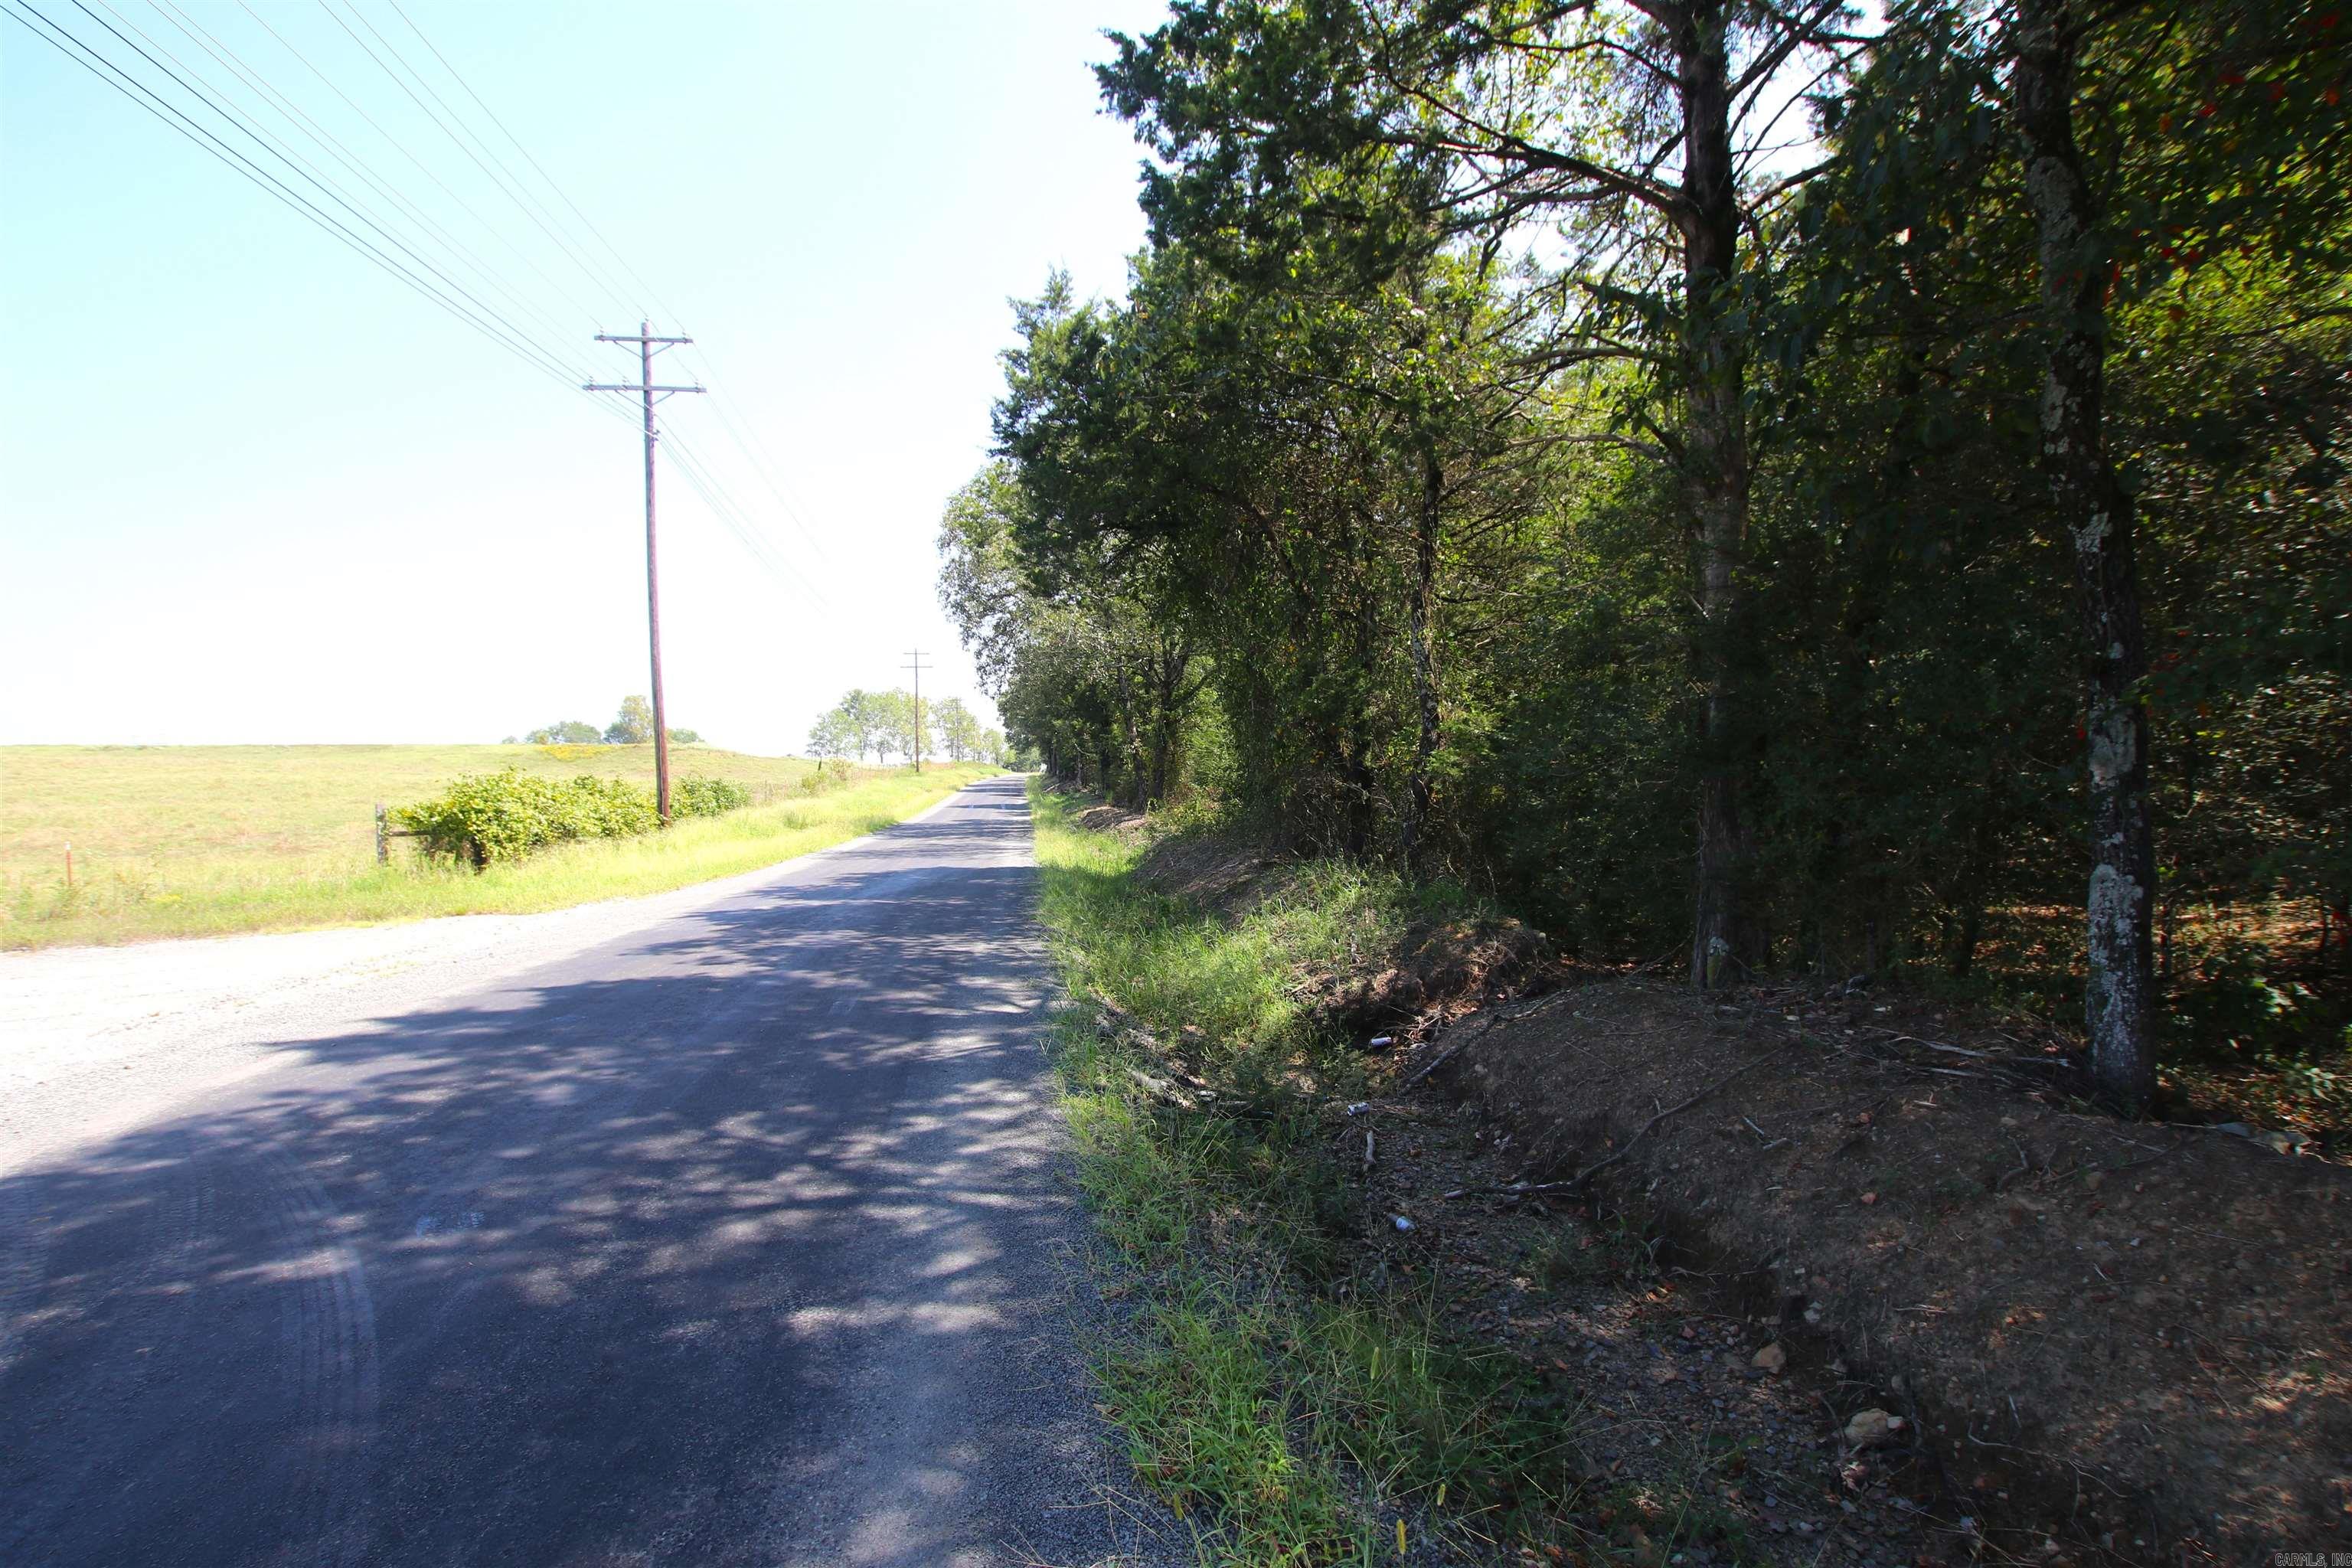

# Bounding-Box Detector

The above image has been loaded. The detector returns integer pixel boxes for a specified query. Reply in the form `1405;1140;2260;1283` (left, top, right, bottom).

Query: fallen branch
2102;1138;2189;1174
1444;1041;1806;1201
1400;1012;1501;1089
1124;1067;1196;1108
1557;1042;1808;1190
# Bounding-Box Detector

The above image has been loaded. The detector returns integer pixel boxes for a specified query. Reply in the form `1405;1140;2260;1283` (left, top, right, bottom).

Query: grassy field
1;743;992;949
1027;780;1576;1564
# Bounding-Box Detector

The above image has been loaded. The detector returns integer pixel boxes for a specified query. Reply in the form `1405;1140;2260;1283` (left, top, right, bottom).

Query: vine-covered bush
394;770;659;867
672;776;753;818
394;769;758;867
567;775;663;839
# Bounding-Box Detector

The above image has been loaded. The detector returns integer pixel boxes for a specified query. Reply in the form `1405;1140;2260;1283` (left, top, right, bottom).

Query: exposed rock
1843;1409;1903;1449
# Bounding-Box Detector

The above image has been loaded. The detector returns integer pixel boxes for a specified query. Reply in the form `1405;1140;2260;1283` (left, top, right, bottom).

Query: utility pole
903;648;930;773
587;322;704;822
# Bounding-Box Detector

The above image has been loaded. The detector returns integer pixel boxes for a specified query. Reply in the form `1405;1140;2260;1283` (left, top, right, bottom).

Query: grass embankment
2;743;993;948
1029;781;1579;1565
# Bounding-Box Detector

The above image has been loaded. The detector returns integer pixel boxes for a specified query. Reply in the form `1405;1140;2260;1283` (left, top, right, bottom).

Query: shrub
568;774;662;838
671;776;753;819
393;769;658;867
800;760;854;795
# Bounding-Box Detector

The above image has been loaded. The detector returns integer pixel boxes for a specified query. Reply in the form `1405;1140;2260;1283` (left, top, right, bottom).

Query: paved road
0;777;1173;1568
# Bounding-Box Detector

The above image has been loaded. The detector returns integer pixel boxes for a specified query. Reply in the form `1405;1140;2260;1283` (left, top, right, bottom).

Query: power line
76;0;592;379
234;0;606;332
662;432;828;603
677;364;835;566
315;0;622;322
665;447;822;600
138;0;592;355
387;0;665;318
31;0;828;604
373;0;838;573
371;0;645;314
3;0;583;390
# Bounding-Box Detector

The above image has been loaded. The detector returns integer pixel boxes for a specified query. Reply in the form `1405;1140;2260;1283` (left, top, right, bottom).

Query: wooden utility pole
588;323;704;821
904;648;930;773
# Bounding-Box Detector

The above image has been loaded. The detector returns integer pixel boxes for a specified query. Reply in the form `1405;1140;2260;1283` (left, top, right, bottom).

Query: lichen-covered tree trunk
1677;0;1763;988
2012;0;2158;1110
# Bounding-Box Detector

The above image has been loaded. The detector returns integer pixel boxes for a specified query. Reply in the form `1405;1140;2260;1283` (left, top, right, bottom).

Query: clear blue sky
1;1;1161;751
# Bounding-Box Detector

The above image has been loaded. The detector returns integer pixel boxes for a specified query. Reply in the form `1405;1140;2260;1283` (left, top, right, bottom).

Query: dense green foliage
394;769;660;865
943;0;2350;1085
670;775;752;818
396;767;754;866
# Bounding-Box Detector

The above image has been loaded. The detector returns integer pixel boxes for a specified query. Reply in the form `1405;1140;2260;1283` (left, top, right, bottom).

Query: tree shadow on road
0;802;1172;1568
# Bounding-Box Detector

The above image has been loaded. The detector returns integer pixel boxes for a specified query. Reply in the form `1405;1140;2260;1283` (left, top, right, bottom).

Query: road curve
0;776;1174;1567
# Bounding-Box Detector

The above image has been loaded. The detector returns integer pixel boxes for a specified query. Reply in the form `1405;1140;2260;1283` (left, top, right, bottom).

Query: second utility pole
904;648;929;773
588;322;703;821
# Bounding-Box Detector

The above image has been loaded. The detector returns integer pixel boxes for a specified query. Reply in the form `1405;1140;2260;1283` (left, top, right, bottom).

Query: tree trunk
1400;452;1443;875
1121;702;1148;807
1148;641;1190;806
1944;809;1998;979
2013;0;2158;1112
1677;0;1763;988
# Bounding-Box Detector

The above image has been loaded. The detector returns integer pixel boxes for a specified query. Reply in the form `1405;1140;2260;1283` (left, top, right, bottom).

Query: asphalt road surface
0;776;1177;1567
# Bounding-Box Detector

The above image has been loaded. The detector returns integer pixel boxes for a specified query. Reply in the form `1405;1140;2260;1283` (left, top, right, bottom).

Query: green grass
1028;780;1583;1565
2;743;994;948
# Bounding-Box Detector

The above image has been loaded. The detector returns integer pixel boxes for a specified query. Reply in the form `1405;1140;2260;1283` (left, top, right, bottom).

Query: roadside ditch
1029;782;2350;1568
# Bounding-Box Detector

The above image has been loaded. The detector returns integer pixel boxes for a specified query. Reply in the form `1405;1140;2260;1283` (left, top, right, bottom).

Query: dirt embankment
1128;833;2351;1566
1416;981;2350;1563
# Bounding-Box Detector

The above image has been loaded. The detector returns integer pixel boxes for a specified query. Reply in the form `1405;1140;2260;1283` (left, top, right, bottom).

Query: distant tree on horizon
526;720;603;745
808;688;942;765
933;697;983;763
808;708;858;760
603;696;655;746
874;689;929;765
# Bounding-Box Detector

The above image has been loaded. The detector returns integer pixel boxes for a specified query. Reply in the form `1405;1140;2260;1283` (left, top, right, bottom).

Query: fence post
374;803;389;866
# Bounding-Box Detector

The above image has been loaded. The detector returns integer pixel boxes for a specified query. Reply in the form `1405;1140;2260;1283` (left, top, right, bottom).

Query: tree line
508;695;701;747
805;688;1009;767
939;0;2349;1109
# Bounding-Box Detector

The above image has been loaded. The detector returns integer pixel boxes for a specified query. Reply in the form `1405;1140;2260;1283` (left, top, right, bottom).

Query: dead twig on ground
1400;1011;1504;1089
1444;1042;1806;1201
